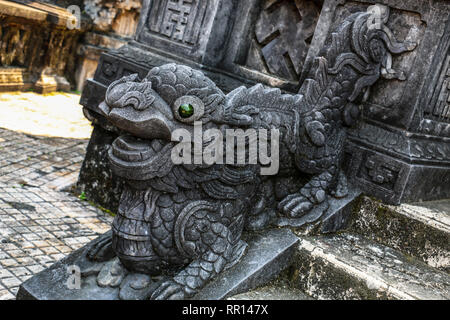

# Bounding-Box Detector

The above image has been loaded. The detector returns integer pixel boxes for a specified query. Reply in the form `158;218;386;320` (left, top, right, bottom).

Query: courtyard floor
0;92;112;300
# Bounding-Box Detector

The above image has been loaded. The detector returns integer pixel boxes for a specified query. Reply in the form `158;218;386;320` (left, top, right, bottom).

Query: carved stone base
16;229;298;300
346;123;450;204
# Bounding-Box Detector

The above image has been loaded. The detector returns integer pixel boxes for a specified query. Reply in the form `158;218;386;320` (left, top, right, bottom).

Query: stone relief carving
245;0;321;81
424;53;450;122
147;0;208;45
84;6;416;299
349;122;450;162
363;154;400;189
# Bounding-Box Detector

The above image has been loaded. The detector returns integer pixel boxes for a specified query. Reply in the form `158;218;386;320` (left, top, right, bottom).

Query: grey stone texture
348;196;450;272
0;128;87;188
227;282;311;300
79;0;450;213
68;4;422;299
289;233;450;300
342;0;450;204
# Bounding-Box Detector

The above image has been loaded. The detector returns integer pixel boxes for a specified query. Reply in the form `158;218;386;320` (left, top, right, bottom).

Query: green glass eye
178;103;194;118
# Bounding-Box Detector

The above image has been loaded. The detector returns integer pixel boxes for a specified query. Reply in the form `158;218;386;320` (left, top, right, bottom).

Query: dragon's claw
278;194;314;218
86;231;115;262
150;279;186;300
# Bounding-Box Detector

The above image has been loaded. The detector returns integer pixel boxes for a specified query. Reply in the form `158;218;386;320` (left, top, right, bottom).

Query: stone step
227;283;311;300
288;233;450;300
348;197;450;271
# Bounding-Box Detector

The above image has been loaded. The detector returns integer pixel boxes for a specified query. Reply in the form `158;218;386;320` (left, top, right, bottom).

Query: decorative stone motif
421;51;450;136
365;156;395;185
148;0;207;45
427;56;450;121
245;0;321;81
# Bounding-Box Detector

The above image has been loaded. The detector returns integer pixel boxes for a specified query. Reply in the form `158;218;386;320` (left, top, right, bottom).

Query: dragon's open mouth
108;134;174;181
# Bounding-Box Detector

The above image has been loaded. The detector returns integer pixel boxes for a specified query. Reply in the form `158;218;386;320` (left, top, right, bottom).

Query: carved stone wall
245;0;321;82
339;0;450;204
75;0;142;92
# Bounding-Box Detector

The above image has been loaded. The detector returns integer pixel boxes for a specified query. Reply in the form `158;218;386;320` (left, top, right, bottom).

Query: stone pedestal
335;0;450;204
17;229;299;300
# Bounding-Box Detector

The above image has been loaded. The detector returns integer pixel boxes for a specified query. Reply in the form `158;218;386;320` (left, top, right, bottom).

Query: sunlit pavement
0;91;92;139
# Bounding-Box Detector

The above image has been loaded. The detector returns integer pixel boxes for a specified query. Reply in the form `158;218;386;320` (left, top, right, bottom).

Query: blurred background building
0;0;142;93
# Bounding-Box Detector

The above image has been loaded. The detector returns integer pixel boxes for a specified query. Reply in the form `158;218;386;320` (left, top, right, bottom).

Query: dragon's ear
105;74;141;104
107;73;140;92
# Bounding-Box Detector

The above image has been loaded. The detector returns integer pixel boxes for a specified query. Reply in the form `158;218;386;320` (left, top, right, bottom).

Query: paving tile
0;127;113;300
1;276;22;288
0;290;15;300
0;269;13;279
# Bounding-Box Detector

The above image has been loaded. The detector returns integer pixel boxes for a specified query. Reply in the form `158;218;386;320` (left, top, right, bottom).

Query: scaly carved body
86;6;415;300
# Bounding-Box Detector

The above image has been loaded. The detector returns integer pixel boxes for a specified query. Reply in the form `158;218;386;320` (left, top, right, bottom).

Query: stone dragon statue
85;6;416;299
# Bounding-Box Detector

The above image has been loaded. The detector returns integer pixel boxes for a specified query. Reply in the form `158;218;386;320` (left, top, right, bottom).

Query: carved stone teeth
150;139;163;152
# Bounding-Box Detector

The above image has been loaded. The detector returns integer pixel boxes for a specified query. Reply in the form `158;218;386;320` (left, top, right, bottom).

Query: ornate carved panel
147;0;207;46
358;154;401;191
244;0;321;81
330;2;426;128
425;53;450;122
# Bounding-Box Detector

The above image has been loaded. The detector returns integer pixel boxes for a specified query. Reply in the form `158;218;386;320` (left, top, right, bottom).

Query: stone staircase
230;197;450;300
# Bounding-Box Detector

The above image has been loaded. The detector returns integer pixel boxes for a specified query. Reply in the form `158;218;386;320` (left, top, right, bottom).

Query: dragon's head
98;64;227;183
99;63;226;140
300;4;417;138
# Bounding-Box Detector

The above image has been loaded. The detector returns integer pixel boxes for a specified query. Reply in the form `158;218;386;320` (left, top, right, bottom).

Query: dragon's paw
87;230;115;262
278;193;314;218
150;279;186;300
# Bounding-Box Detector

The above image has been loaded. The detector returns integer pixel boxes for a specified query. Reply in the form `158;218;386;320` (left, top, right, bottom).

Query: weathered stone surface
76;125;123;213
78;0;450;217
75;0;142;91
290;233;450;300
228;283;311;300
0;127;113;300
348;197;450;272
0;0;85;92
0;0;143;92
16;228;298;300
193;229;299;300
84;0;141;35
245;0;321;82
73;4;427;300
0;68;33;92
339;0;450;204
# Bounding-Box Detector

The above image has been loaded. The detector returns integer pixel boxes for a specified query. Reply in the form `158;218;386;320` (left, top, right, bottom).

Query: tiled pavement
0;128;113;300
